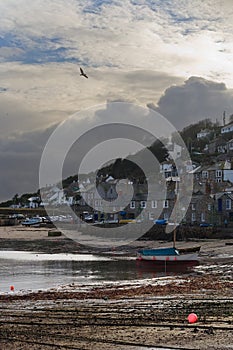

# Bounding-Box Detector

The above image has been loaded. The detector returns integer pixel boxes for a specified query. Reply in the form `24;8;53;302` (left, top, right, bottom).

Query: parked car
80;211;94;222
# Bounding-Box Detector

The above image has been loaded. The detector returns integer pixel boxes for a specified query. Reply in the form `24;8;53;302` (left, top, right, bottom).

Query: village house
27;196;41;208
196;129;212;139
192;161;233;184
166;141;182;160
185;191;215;225
205;137;227;154
221;122;233;134
42;185;68;206
213;191;233;225
226;139;233;153
124;181;177;222
160;161;178;179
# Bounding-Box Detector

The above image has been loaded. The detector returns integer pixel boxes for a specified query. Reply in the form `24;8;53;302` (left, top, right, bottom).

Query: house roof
209;137;227;146
106;176;115;182
197;129;211;134
189;165;201;174
222;122;233;128
193;162;231;172
213;192;233;201
191;193;212;202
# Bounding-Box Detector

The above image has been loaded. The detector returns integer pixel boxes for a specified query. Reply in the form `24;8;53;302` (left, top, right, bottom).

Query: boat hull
136;252;199;262
136;247;199;263
21;218;42;227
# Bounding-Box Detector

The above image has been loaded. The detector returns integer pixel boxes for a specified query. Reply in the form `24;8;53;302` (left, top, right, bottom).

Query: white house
166;138;182;160
168;143;182;160
227;139;233;152
197;129;211;139
43;186;68;205
221;123;233;134
28;196;40;208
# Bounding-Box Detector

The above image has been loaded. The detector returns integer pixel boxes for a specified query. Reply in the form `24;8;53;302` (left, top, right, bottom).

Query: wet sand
0;225;232;349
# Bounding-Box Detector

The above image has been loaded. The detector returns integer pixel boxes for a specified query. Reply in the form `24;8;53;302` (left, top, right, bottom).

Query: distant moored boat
21;217;42;227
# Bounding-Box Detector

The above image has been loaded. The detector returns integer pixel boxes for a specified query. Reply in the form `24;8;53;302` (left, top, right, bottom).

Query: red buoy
10;285;15;292
187;313;198;323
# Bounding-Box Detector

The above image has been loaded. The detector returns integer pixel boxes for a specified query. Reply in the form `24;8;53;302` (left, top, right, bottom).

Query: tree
12;193;19;205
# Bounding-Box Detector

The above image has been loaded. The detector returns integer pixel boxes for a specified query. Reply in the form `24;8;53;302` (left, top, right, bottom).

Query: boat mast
173;225;176;249
173;182;178;249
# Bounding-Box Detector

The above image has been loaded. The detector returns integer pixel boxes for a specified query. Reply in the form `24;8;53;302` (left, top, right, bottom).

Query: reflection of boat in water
136;247;199;263
136;257;198;270
136;258;198;277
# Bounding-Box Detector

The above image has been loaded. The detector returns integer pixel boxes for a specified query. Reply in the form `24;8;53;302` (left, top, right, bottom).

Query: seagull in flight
80;67;88;79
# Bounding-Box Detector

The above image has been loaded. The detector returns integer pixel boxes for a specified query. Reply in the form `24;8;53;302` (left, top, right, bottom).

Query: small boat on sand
137;221;200;264
136;247;199;263
21;217;42;227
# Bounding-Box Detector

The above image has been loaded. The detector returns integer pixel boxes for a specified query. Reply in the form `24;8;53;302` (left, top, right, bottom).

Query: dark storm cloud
154;76;233;130
0;125;56;201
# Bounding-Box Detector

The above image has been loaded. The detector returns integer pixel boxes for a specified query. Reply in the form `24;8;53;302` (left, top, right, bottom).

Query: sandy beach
0;225;232;349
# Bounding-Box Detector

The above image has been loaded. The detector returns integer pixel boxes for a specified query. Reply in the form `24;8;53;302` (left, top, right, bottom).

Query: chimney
223;111;226;126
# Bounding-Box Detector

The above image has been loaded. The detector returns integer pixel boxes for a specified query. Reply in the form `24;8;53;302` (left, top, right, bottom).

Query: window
208;204;212;211
94;199;103;207
191;213;196;222
130;201;135;209
163;200;169;208
191;203;196;211
216;170;222;178
226;199;231;210
202;171;208;179
151;200;157;208
201;213;205;222
149;212;154;220
140;201;146;208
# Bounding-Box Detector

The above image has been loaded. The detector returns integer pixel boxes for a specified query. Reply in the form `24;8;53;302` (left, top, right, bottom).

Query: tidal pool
0;250;194;293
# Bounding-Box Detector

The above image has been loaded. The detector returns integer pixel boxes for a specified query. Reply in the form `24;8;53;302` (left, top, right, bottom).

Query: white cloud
0;0;232;83
0;61;182;136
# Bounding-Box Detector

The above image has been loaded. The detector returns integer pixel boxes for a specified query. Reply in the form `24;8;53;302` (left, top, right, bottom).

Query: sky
0;0;233;201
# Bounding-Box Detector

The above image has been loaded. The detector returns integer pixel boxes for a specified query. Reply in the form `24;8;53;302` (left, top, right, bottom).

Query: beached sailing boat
136;223;200;264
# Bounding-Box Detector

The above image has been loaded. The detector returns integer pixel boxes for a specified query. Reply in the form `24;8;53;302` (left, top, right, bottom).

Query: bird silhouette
80;67;88;79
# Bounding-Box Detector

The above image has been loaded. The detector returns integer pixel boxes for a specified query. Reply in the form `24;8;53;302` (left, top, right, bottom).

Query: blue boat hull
137;247;199;262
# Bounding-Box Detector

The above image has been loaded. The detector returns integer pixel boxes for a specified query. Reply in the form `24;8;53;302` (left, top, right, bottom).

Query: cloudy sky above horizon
1;0;233;201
